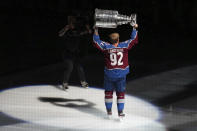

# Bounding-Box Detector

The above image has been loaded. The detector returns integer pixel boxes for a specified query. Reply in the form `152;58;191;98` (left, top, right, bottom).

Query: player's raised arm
127;24;138;50
94;26;99;36
93;26;100;42
93;27;106;51
131;24;138;39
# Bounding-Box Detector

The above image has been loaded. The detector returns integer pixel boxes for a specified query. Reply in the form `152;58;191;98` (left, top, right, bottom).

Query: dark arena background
0;0;197;131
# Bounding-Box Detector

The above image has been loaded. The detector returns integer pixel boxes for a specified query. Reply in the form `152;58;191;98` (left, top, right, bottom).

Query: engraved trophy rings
94;8;137;28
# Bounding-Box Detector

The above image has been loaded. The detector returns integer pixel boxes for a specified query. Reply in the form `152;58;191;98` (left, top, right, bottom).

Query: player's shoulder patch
100;42;105;46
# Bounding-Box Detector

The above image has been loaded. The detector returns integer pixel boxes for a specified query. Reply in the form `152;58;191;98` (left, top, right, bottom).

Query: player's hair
109;33;119;44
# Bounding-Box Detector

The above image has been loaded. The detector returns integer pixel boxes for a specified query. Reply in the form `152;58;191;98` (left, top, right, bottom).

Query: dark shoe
81;81;89;88
62;82;69;90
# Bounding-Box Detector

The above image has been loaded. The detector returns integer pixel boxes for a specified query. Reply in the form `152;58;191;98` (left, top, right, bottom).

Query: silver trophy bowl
94;8;136;28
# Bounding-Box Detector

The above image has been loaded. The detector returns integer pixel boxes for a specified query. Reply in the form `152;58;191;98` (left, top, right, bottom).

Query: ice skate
81;81;89;89
107;110;112;120
62;82;69;91
118;112;125;122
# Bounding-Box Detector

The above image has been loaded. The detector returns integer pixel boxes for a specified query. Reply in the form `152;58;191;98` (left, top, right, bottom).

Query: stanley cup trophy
94;8;137;28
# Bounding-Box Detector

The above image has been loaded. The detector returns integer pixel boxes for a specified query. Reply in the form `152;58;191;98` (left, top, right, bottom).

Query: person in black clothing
58;16;92;90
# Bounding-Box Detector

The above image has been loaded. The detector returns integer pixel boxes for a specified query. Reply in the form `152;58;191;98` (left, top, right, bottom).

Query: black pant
63;56;86;84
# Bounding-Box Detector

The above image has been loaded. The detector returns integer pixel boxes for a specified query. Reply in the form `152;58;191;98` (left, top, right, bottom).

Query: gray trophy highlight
94;8;137;28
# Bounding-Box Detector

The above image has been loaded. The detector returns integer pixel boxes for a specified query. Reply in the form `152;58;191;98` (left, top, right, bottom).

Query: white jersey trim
105;66;129;70
93;39;109;51
93;39;104;50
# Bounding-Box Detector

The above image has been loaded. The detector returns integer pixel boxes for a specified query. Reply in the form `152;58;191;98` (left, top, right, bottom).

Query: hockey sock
105;91;113;112
116;92;125;113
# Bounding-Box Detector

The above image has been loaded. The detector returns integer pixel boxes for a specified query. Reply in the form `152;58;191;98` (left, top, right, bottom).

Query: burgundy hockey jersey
93;29;138;78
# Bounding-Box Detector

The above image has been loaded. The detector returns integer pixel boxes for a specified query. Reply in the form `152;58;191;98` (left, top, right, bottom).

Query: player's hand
93;25;99;35
93;25;98;30
133;24;138;29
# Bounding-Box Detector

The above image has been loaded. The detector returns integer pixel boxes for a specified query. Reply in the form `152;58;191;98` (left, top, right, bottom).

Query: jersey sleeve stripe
93;39;104;51
128;31;138;49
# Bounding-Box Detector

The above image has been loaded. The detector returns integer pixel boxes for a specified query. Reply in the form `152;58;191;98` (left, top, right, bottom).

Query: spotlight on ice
0;85;166;131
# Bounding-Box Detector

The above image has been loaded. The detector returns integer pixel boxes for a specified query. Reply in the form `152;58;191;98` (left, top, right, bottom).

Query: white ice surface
0;85;166;131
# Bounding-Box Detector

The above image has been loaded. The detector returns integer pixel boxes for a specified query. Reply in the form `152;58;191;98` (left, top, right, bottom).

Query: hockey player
93;24;138;119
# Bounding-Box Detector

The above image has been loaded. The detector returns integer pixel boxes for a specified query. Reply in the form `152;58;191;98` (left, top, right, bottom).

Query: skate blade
104;115;112;120
107;115;112;120
119;116;125;122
